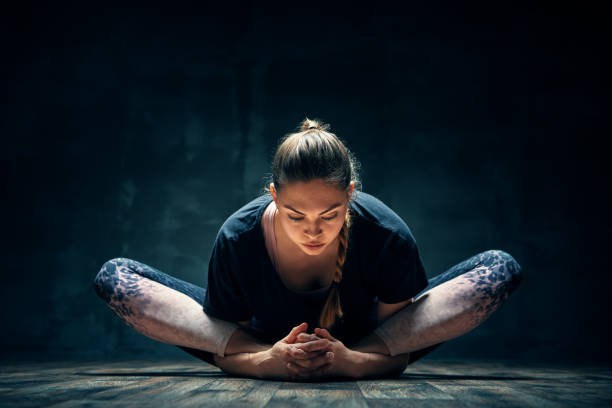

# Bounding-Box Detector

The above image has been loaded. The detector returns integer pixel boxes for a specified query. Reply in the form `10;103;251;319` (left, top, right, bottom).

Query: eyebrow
283;203;342;216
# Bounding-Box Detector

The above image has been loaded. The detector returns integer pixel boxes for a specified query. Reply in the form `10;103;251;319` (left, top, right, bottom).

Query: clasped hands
252;322;362;381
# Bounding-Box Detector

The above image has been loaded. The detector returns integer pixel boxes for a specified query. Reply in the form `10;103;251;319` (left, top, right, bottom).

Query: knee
483;249;522;291
92;257;128;303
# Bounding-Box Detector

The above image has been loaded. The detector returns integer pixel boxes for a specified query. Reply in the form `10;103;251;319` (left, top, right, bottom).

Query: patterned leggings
93;249;521;367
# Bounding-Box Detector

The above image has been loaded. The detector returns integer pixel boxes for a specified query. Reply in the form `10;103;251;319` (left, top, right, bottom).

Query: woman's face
271;179;354;256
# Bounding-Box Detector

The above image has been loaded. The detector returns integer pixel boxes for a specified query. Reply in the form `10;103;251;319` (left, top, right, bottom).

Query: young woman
93;118;522;381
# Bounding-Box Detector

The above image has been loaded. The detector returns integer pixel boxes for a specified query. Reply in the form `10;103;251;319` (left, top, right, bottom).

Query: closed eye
288;214;338;221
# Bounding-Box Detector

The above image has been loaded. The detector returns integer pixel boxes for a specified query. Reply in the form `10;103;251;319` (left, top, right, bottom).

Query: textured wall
2;4;607;362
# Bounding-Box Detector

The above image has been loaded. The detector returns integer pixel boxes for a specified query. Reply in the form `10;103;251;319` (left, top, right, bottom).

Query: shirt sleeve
375;232;429;303
203;234;252;322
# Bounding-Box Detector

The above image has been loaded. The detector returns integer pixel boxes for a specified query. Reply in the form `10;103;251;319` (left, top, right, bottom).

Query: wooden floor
1;358;611;407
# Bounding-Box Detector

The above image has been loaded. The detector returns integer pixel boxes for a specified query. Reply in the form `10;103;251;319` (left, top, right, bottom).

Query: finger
288;349;328;360
287;364;333;381
314;327;336;341
313;362;333;376
286;343;331;360
296;333;321;342
295;338;333;353
290;351;334;369
287;361;333;379
285;344;307;359
286;361;311;377
296;333;311;342
283;322;308;343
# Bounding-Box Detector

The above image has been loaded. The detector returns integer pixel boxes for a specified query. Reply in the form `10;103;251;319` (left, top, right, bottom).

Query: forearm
350;331;411;379
217;342;410;381
351;331;391;355
223;328;272;355
214;349;291;381
351;350;412;379
213;351;261;379
214;327;279;378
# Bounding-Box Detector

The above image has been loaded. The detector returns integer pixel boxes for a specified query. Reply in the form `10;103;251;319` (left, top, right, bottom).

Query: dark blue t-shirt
203;191;428;347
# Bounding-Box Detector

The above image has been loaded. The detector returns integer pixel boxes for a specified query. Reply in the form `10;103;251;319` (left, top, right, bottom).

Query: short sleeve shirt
203;191;429;346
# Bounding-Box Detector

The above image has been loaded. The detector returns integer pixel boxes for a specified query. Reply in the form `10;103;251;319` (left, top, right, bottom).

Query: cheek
281;221;301;238
332;221;345;236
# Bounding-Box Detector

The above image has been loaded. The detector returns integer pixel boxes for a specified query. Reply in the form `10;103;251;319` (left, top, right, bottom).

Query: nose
304;221;322;237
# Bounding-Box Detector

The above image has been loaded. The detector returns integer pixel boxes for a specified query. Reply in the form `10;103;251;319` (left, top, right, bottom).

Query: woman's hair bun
299;117;329;132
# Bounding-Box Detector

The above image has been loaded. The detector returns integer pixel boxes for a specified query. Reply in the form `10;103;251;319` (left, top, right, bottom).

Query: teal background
2;4;607;362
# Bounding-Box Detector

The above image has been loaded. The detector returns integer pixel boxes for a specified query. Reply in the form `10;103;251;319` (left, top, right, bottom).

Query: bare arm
215;329;411;380
344;298;415;379
350;333;413;379
222;319;272;355
213;351;261;379
215;323;335;381
213;323;273;378
351;297;415;355
215;295;416;381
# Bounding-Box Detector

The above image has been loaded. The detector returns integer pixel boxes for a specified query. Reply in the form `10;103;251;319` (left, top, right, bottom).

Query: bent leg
92;257;239;365
374;249;522;365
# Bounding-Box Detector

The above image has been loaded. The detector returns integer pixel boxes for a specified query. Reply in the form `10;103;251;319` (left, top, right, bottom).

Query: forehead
277;180;346;209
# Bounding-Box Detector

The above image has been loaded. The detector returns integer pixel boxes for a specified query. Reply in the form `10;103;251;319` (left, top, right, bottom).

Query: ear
270;183;278;202
347;181;355;201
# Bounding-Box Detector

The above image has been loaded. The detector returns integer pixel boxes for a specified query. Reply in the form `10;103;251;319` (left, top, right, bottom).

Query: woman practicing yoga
93;118;522;381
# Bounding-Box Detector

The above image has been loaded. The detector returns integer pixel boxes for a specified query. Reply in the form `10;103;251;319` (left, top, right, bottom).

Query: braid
318;209;351;329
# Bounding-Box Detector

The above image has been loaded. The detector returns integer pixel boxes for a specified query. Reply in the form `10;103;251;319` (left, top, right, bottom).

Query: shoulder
350;191;417;244
215;193;272;248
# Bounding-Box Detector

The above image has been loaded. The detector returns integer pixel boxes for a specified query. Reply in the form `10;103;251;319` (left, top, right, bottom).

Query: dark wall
2;4;607;362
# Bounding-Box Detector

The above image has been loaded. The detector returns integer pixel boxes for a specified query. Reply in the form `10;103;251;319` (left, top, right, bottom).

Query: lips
304;242;323;248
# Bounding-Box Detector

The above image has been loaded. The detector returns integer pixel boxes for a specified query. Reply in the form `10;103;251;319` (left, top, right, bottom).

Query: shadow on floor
74;370;540;382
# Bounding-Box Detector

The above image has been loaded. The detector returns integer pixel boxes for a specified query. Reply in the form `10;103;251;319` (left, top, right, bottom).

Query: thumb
283;322;308;343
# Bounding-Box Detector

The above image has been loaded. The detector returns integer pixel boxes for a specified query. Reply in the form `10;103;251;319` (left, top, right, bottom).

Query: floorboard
0;359;610;407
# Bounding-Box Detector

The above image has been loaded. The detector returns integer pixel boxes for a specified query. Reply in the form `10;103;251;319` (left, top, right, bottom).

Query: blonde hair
265;117;361;329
